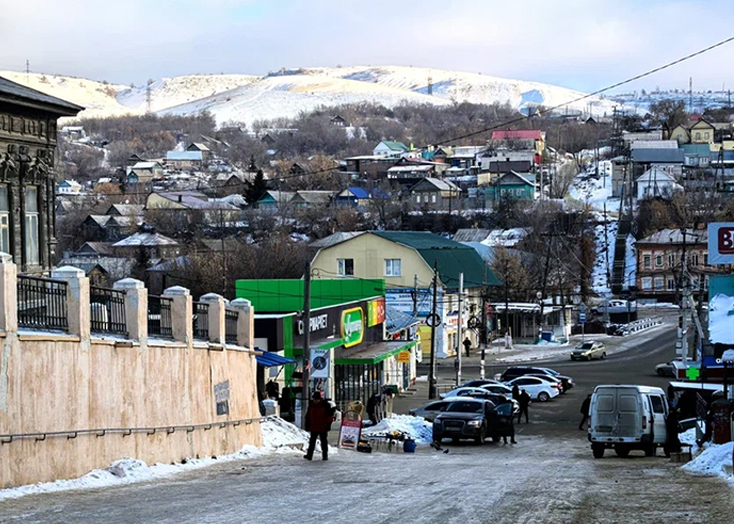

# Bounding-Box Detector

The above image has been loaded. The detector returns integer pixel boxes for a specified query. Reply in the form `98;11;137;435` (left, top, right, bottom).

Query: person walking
463;337;472;358
517;390;531;424
304;391;333;461
579;394;592;430
512;383;520;402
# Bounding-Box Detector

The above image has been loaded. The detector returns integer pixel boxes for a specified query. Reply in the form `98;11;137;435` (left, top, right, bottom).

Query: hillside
1;66;617;126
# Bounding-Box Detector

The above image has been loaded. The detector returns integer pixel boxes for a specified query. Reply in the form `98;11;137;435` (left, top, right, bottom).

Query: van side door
648;394;667;444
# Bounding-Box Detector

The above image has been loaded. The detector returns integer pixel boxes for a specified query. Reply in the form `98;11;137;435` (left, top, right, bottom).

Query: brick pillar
51;266;90;340
230;298;254;349
200;293;225;344
163;285;192;344
114;278;147;343
0;253;17;332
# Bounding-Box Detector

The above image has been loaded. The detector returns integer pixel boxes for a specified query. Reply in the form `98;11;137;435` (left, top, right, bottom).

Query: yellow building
669;125;690;144
690;120;715;144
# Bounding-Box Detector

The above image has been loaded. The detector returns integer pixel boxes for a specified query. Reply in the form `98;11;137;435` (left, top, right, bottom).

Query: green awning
335;340;418;365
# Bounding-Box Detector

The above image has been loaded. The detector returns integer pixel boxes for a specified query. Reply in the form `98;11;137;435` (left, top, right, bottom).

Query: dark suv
432;398;514;444
499;366;574;392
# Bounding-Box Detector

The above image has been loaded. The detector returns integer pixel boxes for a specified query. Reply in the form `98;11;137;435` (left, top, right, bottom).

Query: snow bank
0;417;318;501
362;415;433;444
683;441;734;484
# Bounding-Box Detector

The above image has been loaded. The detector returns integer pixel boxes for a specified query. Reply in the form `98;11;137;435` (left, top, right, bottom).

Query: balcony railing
148;295;173;338
225;309;238;344
90;286;127;336
17;275;69;332
193;302;209;340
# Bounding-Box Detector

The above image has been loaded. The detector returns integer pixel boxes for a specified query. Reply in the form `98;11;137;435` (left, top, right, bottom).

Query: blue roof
255;351;295;367
166;151;203;161
347;187;370;199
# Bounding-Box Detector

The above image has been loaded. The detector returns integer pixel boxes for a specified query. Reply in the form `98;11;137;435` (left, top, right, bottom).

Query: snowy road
1;432;733;524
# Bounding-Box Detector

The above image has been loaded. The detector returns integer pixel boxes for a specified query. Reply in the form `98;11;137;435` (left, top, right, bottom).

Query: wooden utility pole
301;261;312;428
455;272;464;388
428;262;439;399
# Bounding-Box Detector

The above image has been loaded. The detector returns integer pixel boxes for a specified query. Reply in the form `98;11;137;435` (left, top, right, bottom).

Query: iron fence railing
148;295;173;338
17;275;68;332
193;302;209;340
225;309;239;344
90;286;127;336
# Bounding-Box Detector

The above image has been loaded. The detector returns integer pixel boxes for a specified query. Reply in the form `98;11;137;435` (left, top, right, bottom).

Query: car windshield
446;401;484;413
541;369;559;376
579;343;594;350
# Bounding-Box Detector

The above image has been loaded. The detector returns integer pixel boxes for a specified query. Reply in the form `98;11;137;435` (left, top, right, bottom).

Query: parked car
532;368;574;391
571;341;606;361
497;366;574;391
588;385;668;458
655;357;683;377
478;384;514;396
504;376;561;402
591;299;633;315
463;379;503;388
440;387;519;412
432;398;515;444
409;400;453;422
440;387;497;400
525;373;567;393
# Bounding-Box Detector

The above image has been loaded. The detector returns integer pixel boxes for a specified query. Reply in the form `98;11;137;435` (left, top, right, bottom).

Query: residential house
635;166;683;200
630;140;684;177
622;130;664;144
56;260;109;286
373;140;410;158
59;125;86;140
310;231;501;359
107;204;145;217
82;214;142;242
681;143;712;168
257;190;296;210
58;179;82;195
409;177;461;211
478;148;536;186
486;171;537;203
112;232;181;261
125;161;164;186
490;130;545;158
290;191;334;209
330;115;349;127
186;142;211;161
453;228;529;248
669;125;690;145
333;187;389;208
635;228;726;301
340;155;399;179
68;242;134;283
166;150;203;170
669;119;716;145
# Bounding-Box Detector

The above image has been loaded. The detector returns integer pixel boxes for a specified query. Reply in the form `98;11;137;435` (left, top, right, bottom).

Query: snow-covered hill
1;66;618;126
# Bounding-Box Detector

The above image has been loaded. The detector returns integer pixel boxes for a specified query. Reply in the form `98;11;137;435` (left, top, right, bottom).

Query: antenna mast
146;79;153;114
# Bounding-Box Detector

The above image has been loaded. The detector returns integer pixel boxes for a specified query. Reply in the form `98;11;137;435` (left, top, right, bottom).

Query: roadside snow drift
683;441;734;484
362;415;433;444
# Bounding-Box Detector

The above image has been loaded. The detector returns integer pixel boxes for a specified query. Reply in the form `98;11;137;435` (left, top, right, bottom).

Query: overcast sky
2;0;733;93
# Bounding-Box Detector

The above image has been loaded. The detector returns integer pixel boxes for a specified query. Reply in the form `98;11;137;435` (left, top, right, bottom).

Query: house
330;115;349;127
681;143;712;168
290;191;334;208
107;204;145;217
59;125;86;140
0;74;83;272
630;140;684;176
58;179;82;195
340;155;400;179
112;232;181;260
453;228;528;248
373;140;410;158
186;142;212;161
690;120;715;144
409;177;461;210
487;171;537;203
166;150;203;170
310;231;500;359
635;167;683;200
478;148;536;185
125;161;163;177
669;125;690;144
490;130;545;156
333;187;389;208
56;261;109;286
635;228;724;300
82;214;143;242
257;190;296;210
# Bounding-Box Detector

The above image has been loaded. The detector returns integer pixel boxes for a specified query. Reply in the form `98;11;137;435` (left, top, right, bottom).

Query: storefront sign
214;380;230;416
297;313;329;335
310;348;331;379
367;298;386;327
342;308;364;348
338;413;362;448
397;351;411;364
708;223;734;265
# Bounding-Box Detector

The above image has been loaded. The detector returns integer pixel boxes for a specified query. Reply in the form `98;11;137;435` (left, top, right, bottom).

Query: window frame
655;255;663;267
24;186;40;266
337;258;354;277
643;254;651;269
385;258;402;277
0;184;9;256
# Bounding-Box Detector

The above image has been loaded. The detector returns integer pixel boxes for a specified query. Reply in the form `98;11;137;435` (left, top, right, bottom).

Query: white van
588;385;668;458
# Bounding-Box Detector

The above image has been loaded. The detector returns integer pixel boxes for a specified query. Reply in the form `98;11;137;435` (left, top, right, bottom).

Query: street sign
310;349;330;379
425;313;441;327
397;351;411;364
579;312;587;324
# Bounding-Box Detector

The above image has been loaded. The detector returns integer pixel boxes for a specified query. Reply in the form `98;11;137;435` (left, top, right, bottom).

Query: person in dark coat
517;390;531;423
665;408;682;455
512;383;520;402
463;337;472;357
366;391;381;425
579;394;592;430
304;391;332;461
265;380;280;400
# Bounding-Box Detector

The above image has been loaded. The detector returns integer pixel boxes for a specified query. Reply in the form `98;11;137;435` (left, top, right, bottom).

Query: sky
1;0;734;94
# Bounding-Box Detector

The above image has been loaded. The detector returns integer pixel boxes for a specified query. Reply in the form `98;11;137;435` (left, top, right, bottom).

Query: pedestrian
366;391;381;425
463;337;472;357
664;407;682;455
512;383;520;401
304;391;333;461
265;380;280;400
503;409;517;444
579;394;591;430
517;390;531;424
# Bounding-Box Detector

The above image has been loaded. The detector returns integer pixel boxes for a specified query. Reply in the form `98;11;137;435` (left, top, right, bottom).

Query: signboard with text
367;297;386;327
338;413;362;448
342;308;364;348
397;351;411;364
310;348;331;379
708;223;734;265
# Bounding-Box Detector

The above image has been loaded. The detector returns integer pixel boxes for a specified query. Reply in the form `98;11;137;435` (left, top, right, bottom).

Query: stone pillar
200;293;225;344
0;253;17;332
51;266;90;339
230;298;254;349
163;285;192;344
114;278;147;342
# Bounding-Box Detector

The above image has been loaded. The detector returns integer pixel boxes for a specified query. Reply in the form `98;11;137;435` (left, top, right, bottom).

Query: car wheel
601;352;606;360
614;445;630;458
592;444;605;459
538;391;550;402
475;427;486;445
586;356;591;361
656;369;665;377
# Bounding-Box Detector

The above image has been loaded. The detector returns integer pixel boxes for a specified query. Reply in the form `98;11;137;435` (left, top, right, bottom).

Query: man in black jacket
517;390;531;424
579;394;592;430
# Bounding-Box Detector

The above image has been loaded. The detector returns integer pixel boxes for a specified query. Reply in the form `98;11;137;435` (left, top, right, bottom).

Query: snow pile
592;220;618;295
0;417;316;501
679;428;701;455
683;441;734;484
362;415;433;444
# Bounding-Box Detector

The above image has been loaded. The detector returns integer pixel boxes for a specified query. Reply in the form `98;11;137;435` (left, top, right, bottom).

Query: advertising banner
342;307;364;348
708;223;734;265
367;297;386;327
708;275;734;345
338;414;362;448
397;351;411;364
310;349;331;379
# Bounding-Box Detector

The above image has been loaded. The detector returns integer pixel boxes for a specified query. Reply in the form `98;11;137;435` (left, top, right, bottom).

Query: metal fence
148;295;173;338
90;286;127;336
225;309;238;344
193;302;209;340
17;275;68;332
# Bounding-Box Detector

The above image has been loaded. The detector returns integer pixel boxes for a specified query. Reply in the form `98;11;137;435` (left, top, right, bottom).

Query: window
431;194;436;203
655;255;663;267
385;259;401;277
643;255;651;269
415;195;420;204
705;132;710;140
695;132;701;140
337;258;354;276
24;187;39;265
667;279;676;291
654;277;664;290
650;395;665;414
690;253;699;267
0;185;9;255
704;254;708;266
668;253;675;268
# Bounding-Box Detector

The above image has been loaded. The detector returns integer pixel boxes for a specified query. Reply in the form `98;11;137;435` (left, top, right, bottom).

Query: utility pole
301;261;312;428
220;207;226;296
428;262;439;399
25;59;30;84
455;272;464;387
413;274;418;316
504;257;510;342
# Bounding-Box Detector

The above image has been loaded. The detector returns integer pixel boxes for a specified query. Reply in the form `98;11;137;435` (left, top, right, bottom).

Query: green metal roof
370;231;501;289
381;141;409;152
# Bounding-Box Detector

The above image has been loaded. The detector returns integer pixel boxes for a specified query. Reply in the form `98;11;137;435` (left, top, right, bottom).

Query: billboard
707;223;734;265
341;307;364;348
367;297;386;327
708;275;734;345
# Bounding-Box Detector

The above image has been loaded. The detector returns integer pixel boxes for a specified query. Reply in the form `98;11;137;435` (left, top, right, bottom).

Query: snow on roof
166;151;203;161
387;164;434;173
131;161;160;170
636;228;707;245
310;231;364;249
413;177;460;191
113;232;179;247
636;166;677;183
293;190;334;204
188;142;211;151
491;130;543;141
630;140;679;150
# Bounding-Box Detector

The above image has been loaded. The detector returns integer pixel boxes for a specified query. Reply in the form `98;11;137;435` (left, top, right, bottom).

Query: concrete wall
0;259;261;488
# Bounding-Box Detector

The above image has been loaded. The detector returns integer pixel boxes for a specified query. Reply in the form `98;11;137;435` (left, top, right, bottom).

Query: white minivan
588;385;668;458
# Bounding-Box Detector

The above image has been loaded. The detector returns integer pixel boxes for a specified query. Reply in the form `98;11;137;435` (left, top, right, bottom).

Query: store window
0;185;9;255
24;186;39;265
337;258;354;276
385;258;402;277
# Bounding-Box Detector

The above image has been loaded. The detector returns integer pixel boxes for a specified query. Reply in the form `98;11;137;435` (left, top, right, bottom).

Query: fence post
230;298;254;349
164;285;192;344
0;253;17;333
200;293;226;344
51;266;90;339
114;278;147;343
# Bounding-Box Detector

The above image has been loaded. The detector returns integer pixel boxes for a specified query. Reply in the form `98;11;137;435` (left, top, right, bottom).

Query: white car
478;384;514;396
505;376;561;402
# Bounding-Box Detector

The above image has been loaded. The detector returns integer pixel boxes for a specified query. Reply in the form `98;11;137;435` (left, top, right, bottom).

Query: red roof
491;130;543;141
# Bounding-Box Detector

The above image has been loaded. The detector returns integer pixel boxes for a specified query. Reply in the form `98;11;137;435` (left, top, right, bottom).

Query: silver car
571;341;606;361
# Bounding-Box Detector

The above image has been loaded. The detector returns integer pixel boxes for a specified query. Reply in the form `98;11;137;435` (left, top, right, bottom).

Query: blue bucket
403;439;416;453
